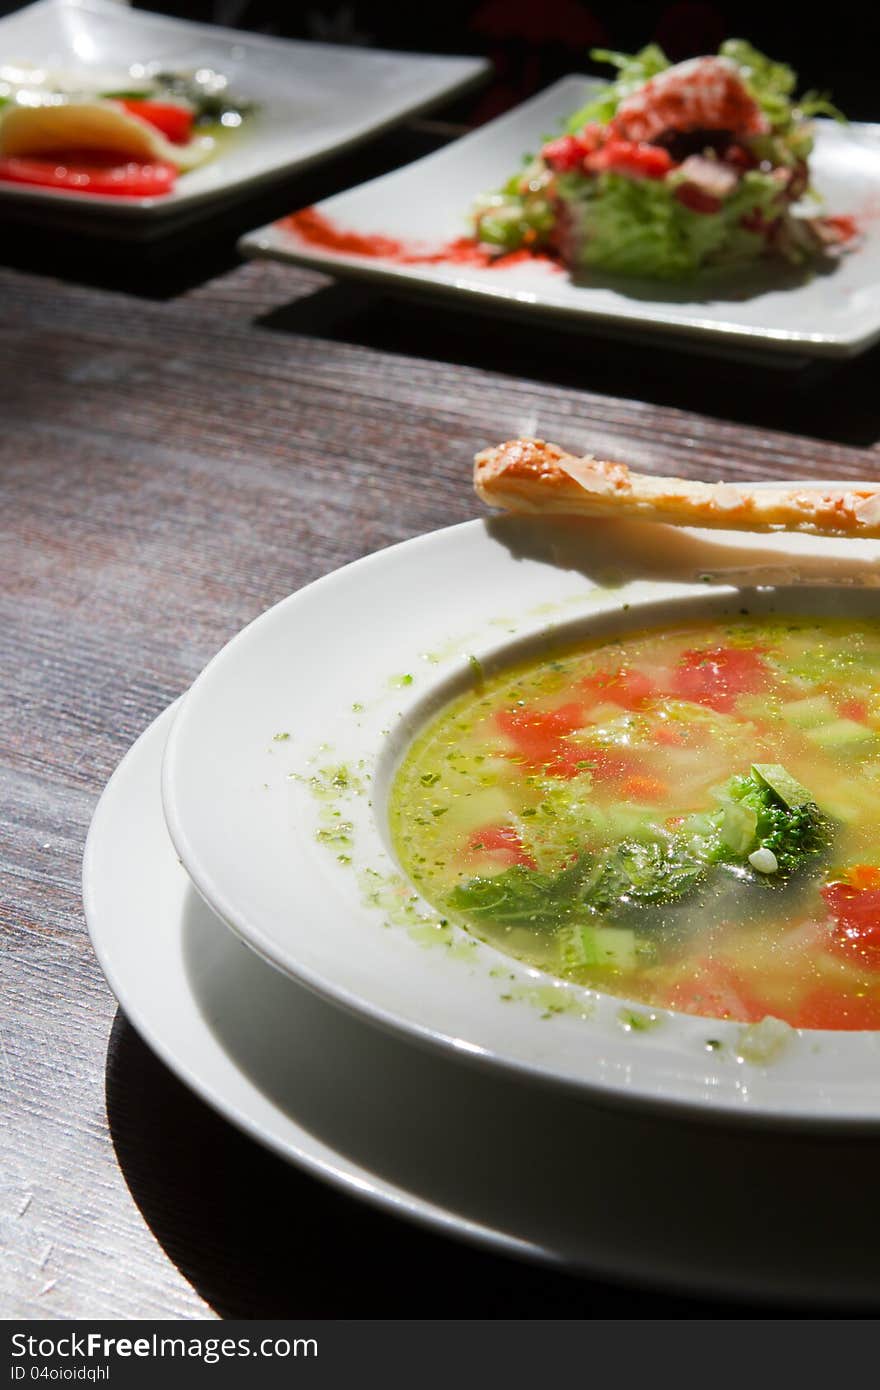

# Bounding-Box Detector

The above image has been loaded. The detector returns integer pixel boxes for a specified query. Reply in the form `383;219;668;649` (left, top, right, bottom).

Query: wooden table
4;119;880;1320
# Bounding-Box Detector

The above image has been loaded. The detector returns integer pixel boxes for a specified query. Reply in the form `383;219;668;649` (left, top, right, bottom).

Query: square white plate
241;75;880;358
0;0;488;220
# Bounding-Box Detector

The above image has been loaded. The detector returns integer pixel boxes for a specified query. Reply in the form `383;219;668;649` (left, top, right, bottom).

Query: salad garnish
473;40;852;278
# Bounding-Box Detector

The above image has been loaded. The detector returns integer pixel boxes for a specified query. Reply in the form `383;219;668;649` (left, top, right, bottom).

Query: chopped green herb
468;654;486;685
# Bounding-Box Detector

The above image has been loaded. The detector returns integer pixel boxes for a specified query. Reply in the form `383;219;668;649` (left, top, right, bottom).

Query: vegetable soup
390;617;880;1029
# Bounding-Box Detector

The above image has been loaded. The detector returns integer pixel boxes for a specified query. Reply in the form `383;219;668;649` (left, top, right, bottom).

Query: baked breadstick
474;438;880;539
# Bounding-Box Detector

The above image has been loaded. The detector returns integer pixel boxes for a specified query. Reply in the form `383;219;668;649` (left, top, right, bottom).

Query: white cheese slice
0;101;213;171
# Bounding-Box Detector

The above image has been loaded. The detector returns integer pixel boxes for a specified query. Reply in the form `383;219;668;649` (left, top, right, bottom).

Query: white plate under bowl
85;704;880;1305
162;513;880;1129
0;0;487;224
240;76;880;358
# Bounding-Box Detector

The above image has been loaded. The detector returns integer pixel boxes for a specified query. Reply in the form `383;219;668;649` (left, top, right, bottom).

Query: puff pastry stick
474;439;880;539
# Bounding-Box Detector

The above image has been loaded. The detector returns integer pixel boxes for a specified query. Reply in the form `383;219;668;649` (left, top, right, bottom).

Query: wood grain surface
3;125;880;1319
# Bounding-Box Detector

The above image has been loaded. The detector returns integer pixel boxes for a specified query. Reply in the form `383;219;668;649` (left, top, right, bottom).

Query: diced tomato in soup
581;667;653;709
670;645;769;712
466;825;536;869
822;882;880;971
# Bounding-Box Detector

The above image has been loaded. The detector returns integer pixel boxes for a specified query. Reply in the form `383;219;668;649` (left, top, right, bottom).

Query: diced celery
559;923;588;971
579;925;639;971
582;702;628;726
601;804;662;841
804;720;875;752
817;794;860;823
779;694;837;729
720;798;758;854
751;763;814;808
561;923;640;973
676;810;716;835
661;699;731;727
737;693;781;722
442;787;517;834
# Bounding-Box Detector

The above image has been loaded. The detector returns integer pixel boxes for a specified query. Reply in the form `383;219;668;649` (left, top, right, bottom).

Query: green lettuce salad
473;41;852;279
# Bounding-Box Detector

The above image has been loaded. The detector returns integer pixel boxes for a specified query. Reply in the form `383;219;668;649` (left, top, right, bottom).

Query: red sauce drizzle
822;213;859;244
279;207;560;271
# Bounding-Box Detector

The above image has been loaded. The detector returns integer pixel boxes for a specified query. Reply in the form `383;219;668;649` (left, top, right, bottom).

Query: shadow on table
106;1009;763;1319
104;876;880;1318
2;213;248;303
0;124;452;302
257;283;880;451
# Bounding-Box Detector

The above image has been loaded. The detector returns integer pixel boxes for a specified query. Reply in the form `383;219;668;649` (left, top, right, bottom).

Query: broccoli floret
447;766;831;940
716;768;830;880
760;800;829;877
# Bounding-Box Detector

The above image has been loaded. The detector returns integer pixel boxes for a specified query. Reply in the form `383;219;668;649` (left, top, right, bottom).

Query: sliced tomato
575;747;640;783
653;724;687;747
792;986;880;1031
541;134;587;172
495;703;645;781
118;99;194;145
531;742;636;781
822;881;880;971
585;138;673;180
543;744;596;779
467;824;536;868
541;123;605;172
620;773;668;802
837;697;868;723
581;667;653;710
0;153;177;197
670;645;768;713
496;703;585;767
664;959;767;1023
846;865;880;890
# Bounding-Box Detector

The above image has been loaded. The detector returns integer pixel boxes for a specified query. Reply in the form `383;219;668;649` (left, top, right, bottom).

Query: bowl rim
162;511;880;1131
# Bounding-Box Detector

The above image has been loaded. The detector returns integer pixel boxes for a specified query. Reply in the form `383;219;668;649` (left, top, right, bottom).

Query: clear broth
390;617;880;1029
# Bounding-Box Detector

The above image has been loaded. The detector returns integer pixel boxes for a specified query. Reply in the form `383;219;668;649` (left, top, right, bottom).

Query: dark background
1;1;877;122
